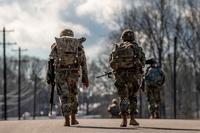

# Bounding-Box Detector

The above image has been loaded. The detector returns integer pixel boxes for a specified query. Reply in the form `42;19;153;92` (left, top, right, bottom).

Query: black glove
79;37;86;43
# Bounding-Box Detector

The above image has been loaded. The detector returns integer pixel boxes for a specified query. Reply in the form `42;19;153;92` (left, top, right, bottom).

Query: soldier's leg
57;81;71;126
115;79;128;127
70;88;79;125
147;88;156;118
129;82;139;126
67;74;79;125
56;70;74;126
129;96;137;115
154;88;161;118
70;93;78;114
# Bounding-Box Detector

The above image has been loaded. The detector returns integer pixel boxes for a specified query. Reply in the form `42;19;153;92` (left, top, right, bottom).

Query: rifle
96;71;113;78
47;58;55;116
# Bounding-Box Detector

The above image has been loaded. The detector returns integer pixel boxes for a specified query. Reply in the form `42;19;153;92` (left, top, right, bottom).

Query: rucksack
55;36;80;68
145;67;165;88
110;42;141;70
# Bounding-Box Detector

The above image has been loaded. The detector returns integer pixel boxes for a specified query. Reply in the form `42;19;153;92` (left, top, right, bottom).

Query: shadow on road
141;127;200;132
76;125;138;130
76;125;200;132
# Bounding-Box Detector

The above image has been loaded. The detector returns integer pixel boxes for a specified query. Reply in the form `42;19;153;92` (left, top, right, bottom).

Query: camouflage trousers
114;70;142;115
146;87;161;115
55;69;79;116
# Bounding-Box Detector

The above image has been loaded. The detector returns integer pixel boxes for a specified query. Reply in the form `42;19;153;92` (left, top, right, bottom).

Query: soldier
109;29;145;127
107;98;120;118
47;29;89;126
145;58;165;119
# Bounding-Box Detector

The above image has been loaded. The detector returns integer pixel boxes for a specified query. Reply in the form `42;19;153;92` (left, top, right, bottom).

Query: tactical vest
145;67;165;88
55;36;80;69
110;42;141;70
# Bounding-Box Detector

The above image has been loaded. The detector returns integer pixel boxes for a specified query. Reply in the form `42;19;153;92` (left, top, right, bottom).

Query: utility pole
12;47;28;120
31;71;40;120
0;27;16;120
33;72;37;120
174;36;177;119
193;38;199;119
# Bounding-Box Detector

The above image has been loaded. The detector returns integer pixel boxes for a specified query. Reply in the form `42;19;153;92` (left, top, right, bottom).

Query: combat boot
120;114;127;127
64;115;70;126
150;115;154;119
155;112;160;119
71;113;79;125
149;112;154;119
129;114;139;126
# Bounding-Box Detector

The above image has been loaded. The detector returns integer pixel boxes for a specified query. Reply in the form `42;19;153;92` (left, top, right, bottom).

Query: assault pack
55;36;81;69
145;67;165;88
109;42;142;70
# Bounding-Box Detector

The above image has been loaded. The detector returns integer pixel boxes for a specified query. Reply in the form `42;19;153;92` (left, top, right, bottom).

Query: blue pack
145;67;165;87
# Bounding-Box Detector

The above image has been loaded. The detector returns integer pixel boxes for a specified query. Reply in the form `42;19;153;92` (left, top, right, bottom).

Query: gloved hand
83;80;89;88
82;77;89;88
46;75;51;84
79;37;86;43
47;79;51;84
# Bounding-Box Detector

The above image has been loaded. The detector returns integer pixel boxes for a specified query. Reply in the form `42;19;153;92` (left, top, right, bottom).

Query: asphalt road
0;119;199;133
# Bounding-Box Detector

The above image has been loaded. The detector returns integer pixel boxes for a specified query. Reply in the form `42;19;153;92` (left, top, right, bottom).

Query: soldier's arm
79;45;89;87
109;44;118;68
47;43;57;84
139;47;146;68
49;43;58;60
109;53;113;62
160;68;165;85
107;106;111;112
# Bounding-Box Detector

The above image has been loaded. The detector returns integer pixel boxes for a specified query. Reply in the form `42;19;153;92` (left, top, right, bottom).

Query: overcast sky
0;0;133;60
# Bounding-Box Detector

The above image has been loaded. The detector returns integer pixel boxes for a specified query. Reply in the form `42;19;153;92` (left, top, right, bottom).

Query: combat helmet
60;29;74;37
145;58;157;65
121;29;135;42
112;99;118;105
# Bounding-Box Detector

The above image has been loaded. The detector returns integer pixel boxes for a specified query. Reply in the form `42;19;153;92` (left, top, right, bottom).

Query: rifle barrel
96;74;105;78
96;71;113;78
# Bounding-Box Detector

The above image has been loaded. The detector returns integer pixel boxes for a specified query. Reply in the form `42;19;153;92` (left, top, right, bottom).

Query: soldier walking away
47;29;89;126
145;58;165;119
107;98;120;118
109;29;145;127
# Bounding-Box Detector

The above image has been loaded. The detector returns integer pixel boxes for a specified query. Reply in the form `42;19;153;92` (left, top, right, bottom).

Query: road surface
0;119;199;133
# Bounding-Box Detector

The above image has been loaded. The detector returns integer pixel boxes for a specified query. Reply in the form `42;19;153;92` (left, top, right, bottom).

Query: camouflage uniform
49;29;88;126
109;29;145;126
145;59;165;119
107;99;120;118
146;86;160;118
